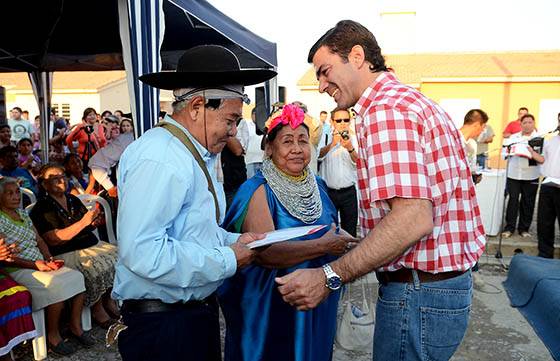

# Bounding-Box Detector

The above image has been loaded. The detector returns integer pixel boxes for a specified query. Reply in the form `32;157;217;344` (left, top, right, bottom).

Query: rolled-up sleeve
118;158;237;288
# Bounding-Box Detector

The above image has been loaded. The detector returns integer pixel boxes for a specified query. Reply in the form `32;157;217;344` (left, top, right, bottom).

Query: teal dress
218;171;340;361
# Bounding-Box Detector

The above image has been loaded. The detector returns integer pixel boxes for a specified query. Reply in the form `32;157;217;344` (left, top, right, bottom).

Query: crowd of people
0;106;134;357
0;19;558;361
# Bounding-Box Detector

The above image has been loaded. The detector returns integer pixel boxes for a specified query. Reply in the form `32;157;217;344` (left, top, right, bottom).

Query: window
51;103;71;120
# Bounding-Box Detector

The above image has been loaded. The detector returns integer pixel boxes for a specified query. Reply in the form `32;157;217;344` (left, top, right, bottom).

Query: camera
340;130;350;140
84;125;94;135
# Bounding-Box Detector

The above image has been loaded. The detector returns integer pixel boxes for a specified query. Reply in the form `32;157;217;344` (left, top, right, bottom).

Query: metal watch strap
323;264;340;280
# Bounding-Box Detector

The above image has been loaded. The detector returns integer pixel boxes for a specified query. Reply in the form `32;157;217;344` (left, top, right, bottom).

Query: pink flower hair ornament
265;103;305;134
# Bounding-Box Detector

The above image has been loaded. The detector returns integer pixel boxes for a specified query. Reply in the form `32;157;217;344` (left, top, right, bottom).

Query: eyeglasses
334;118;350;123
46;175;66;183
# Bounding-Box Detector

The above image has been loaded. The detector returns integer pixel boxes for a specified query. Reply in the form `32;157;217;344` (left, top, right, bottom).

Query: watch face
327;276;342;290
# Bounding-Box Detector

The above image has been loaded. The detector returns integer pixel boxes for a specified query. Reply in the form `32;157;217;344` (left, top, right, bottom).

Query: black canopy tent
0;0;277;159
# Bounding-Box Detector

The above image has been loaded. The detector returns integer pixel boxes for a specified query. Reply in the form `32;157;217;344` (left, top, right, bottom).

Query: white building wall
7;91;100;125
99;80;131;114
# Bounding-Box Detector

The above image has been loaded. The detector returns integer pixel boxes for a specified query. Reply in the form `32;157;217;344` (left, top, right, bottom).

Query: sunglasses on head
334;118;350;123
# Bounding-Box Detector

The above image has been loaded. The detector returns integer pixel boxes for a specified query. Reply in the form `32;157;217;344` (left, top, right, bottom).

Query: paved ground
12;257;553;361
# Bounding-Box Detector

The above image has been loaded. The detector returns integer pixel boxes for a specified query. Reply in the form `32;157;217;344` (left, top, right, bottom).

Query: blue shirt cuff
225;232;240;246
216;246;237;278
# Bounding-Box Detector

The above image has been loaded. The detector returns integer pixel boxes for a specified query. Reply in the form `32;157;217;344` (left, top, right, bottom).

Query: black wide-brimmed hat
139;45;277;90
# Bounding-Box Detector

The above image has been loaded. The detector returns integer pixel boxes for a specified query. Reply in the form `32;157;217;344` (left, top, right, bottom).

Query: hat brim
139;69;277;90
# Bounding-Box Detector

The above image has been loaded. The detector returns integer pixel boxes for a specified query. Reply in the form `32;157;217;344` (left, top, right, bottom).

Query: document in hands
248;225;328;249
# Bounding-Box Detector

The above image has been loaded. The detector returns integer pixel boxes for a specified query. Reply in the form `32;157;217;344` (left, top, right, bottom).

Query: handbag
335;276;375;352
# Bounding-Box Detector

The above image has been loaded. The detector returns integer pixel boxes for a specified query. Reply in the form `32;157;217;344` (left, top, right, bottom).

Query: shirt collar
164;114;214;162
353;72;398;117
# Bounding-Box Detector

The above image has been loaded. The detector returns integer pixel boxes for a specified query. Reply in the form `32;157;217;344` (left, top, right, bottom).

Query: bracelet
349;148;355;153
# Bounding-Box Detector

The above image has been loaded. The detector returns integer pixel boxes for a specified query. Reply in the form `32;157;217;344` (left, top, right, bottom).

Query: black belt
376;269;466;285
328;185;355;192
122;295;217;314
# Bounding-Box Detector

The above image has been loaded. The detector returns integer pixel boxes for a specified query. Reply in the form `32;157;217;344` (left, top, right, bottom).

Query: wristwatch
323;264;343;290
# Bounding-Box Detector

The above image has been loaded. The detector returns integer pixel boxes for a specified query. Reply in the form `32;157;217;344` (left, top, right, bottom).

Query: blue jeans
476;154;487;169
373;270;472;361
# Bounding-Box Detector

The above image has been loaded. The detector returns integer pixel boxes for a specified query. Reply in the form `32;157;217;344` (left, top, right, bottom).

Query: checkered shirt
353;72;486;273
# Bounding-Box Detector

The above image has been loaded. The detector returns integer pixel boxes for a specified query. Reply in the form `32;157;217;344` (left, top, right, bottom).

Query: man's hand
340;137;353;151
275;268;330;311
331;133;341;147
107;186;118;198
230;232;265;269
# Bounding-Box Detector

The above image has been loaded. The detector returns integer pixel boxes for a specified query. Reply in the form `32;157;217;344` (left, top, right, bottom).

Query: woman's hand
81;209;100;226
318;224;359;256
0;238;18;262
35;260;55;272
45;259;64;271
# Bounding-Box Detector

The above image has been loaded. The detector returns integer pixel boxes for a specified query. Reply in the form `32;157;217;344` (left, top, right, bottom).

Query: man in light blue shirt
113;45;276;361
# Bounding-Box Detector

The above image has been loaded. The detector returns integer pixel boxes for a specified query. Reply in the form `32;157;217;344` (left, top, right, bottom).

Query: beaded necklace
261;158;322;224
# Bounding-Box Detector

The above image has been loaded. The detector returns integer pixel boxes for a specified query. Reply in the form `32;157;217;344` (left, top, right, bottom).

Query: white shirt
89;132;135;190
236;119;250;153
541;135;560;179
461;133;478;174
507;131;541;180
242;119;264;165
318;135;358;189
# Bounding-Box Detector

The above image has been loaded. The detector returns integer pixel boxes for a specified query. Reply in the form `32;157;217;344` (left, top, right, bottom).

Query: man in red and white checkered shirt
276;20;486;360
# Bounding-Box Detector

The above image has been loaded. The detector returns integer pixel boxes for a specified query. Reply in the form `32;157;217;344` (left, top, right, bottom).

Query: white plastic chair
19;187;36;209
25;203;92;360
76;193;117;245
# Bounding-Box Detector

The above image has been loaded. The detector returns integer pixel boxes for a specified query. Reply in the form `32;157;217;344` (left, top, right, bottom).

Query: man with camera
318;108;358;236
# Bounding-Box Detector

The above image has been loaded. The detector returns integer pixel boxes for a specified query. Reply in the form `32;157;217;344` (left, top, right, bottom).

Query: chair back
19;187;36;209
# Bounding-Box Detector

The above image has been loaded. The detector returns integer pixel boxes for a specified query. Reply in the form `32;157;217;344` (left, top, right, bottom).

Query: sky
206;0;560;101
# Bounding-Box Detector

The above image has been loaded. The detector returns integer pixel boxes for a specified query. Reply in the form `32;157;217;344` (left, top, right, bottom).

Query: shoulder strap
157;121;220;224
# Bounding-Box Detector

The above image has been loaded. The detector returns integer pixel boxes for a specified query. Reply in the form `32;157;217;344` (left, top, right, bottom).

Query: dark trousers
537;185;560;258
118;299;221;361
504;178;539;233
327;185;358;237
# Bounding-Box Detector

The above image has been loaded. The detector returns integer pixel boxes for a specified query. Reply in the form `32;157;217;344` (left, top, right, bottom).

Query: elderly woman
0;177;89;356
218;104;356;361
29;164;119;329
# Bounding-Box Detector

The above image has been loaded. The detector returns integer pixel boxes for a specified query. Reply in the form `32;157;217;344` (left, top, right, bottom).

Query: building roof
298;51;560;87
0;71;126;91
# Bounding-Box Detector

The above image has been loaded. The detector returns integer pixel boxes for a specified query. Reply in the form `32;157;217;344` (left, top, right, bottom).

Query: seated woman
16;138;41;176
63;154;94;196
218;104;356;361
0;239;37;361
29;164;119;330
0;177;89;356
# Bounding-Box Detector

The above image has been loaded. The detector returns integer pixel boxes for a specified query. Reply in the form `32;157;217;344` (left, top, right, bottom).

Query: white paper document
248;225;328;249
